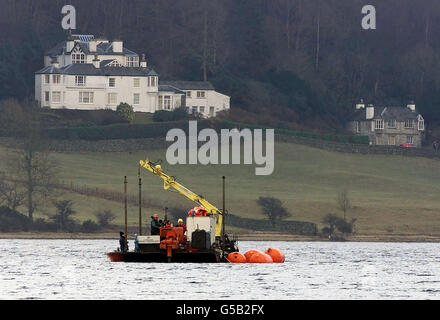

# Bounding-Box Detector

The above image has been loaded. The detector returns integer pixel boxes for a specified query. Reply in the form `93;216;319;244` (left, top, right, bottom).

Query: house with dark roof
35;33;230;117
348;100;425;147
160;81;230;117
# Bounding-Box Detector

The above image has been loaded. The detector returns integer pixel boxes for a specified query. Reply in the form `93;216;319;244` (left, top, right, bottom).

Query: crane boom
139;159;223;237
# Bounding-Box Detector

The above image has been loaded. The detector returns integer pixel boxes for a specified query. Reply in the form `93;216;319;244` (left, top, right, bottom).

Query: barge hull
107;251;220;263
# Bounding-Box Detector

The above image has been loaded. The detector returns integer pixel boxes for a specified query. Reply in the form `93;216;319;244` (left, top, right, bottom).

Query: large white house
35;33;230;117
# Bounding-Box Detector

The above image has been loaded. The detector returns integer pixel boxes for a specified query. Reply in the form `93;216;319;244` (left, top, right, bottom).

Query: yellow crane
139;159;224;237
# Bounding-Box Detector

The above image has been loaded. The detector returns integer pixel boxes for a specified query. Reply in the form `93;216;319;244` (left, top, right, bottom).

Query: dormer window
375;119;384;130
387;119;396;128
126;56;139;67
108;60;122;67
72;53;85;64
418;119;424;131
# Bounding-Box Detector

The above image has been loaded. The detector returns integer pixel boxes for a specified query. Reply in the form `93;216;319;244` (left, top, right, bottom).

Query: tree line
1;0;440;130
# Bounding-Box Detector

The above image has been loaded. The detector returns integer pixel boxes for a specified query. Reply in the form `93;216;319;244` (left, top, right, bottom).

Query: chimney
366;104;374;119
112;39;123;53
92;54;100;68
66;29;75;52
407;101;416;112
51;56;59;68
356;98;365;110
89;39;97;52
140;54;147;68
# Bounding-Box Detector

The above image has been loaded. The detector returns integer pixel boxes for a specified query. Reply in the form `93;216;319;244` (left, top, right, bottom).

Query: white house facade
160;81;230;118
35;33;230;117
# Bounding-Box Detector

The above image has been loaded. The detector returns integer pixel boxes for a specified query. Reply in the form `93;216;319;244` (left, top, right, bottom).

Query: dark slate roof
35;63;158;77
45;40;138;57
351;106;421;121
160;80;215;90
34;65;61;74
100;59;117;67
158;85;185;94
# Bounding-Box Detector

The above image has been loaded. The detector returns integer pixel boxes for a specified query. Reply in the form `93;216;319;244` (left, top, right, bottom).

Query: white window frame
79;92;94;104
52;75;61;84
45;75;50;84
199;106;205;113
209;106;215;116
192;106;198;114
72;53;85;64
404;119;414;129
158;96;163;109
107;93;117;105
75;76;86;86
133;93;140;105
418;120;424;131
126;56;139;67
109;78;116;87
355;121;360;133
52;91;61;103
375;119;384;130
133;78;140;88
407;135;414;144
164;96;171;110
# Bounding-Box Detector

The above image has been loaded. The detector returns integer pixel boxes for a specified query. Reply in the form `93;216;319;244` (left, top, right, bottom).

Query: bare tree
0;173;26;211
338;189;351;221
8;100;58;220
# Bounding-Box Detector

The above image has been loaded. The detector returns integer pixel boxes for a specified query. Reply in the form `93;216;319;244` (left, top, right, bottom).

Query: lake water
0;239;439;300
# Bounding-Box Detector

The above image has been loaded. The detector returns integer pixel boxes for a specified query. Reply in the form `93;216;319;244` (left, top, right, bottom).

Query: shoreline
1;231;440;242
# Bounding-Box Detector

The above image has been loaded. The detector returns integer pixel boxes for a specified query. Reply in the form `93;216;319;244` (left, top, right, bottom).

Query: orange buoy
244;249;262;262
265;248;285;263
248;252;273;263
227;252;247;263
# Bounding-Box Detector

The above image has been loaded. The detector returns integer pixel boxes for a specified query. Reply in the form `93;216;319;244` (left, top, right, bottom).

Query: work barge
107;159;239;263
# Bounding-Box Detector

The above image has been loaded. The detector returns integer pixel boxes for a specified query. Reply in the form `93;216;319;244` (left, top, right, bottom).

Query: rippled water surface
1;239;439;299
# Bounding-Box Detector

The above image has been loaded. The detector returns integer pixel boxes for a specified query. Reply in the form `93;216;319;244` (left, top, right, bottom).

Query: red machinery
159;226;187;262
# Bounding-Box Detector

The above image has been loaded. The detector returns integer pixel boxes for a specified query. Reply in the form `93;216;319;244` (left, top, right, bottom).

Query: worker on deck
119;232;126;251
177;218;186;234
151;214;161;235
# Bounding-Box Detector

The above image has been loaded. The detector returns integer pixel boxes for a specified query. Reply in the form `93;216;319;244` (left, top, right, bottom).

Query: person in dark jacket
151;214;161;235
119;232;126;251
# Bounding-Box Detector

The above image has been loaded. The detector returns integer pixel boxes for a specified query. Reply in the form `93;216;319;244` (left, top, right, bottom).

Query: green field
1;142;440;235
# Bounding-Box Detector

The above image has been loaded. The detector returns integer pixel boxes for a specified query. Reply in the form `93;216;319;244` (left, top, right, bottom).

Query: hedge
2;118;369;145
44;120;214;141
227;213;317;236
220;120;369;145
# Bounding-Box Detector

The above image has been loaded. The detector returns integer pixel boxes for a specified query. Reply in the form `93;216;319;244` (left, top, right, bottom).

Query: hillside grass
1;142;440;235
